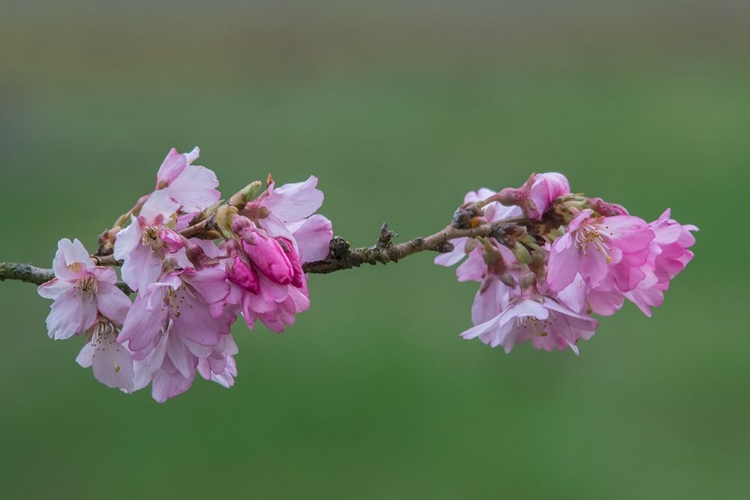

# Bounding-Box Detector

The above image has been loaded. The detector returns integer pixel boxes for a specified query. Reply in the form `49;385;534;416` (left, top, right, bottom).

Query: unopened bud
240;229;294;285
228;181;262;208
480;238;508;276
278;238;305;288
512;243;532;265
227;255;260;294
215;205;239;239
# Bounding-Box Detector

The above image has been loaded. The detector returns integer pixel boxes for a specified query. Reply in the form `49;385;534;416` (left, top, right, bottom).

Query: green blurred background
1;1;748;498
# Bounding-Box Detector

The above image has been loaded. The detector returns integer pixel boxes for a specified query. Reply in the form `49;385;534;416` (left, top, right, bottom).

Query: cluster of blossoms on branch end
436;173;697;354
38;148;332;402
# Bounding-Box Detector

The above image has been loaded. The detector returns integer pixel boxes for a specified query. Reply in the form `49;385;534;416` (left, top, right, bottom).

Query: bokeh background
1;1;748;498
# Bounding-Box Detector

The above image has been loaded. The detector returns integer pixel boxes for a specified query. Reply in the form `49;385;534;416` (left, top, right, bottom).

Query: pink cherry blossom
114;190;181;292
623;209;697;316
462;289;598;354
547;210;654;293
118;267;232;356
38;238;131;340
130;318;239;402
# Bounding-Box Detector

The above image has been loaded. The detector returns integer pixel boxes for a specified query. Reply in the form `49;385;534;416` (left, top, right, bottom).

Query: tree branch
302;222;499;274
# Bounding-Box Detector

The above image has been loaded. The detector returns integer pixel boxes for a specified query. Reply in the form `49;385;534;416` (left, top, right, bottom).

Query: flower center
517;316;548;337
164;284;195;319
575;224;613;263
143;226;160;248
79;276;97;294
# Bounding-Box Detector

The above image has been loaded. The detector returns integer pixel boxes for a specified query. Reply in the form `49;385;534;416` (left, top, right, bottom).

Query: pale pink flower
462;290;598;355
75;319;136;392
38;238;131;340
547;210;654;293
114;190;181;292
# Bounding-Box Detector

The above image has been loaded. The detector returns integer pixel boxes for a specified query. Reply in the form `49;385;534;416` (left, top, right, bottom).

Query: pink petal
167;334;196;379
95;282;132;325
289;214;333;263
120;244;162;292
547;234;579;292
46;288;83;339
119;292;168;352
53;238;92;280
38;278;70;300
113;218;143;261
140;189;180;222
156;148;187;187
167;165;221;213
434;238;468;267
264;176;324;222
151;362;194;403
91;333;135;392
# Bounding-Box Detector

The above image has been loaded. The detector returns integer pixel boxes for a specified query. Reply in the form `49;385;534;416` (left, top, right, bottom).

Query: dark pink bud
227;255;260;294
278;238;305;288
241;229;294;285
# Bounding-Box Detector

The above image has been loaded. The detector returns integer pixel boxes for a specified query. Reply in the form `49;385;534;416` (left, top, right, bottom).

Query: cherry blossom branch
302;221;509;274
0;214;525;285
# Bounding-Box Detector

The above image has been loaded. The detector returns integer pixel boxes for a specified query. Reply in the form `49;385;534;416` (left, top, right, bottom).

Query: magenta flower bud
158;227;185;253
278;238;305;288
227;255;260;294
240;229;294;285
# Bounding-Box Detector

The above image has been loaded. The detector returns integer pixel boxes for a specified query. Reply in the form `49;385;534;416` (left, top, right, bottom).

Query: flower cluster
38;148;333;401
436;173;697;354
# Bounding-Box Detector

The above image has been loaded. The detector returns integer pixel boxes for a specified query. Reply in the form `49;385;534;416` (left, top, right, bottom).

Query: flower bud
278;238;305;288
512;243;532;265
240;228;294;285
227;255;260;294
216;205;239;239
228;181;262;208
